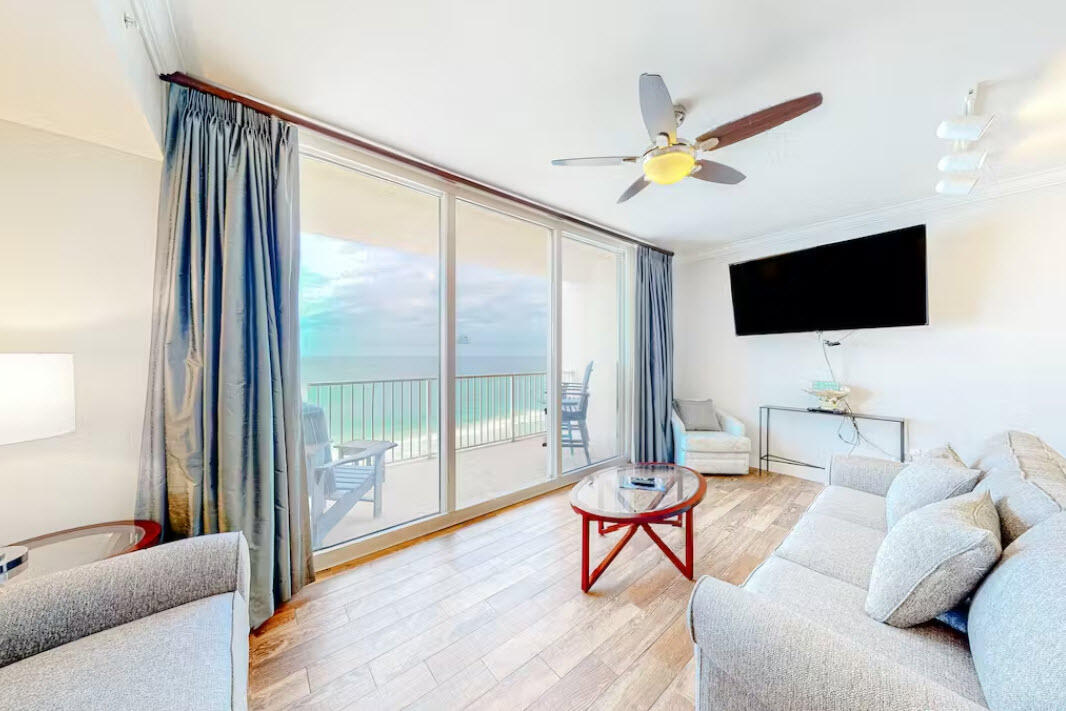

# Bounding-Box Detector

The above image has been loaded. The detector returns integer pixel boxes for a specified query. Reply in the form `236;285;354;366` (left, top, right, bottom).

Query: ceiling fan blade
617;175;650;203
639;74;677;143
551;156;638;166
691;160;746;184
696;92;823;149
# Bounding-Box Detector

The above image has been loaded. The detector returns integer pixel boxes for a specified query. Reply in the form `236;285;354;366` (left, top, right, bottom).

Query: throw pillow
909;443;965;467
885;459;982;528
865;491;1001;627
674;399;721;431
935;599;970;634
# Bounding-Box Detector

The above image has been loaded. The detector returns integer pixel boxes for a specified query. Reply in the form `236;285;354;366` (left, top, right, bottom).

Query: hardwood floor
248;471;822;711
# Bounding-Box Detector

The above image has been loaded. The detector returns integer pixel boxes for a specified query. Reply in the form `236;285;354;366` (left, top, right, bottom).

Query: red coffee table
570;463;705;592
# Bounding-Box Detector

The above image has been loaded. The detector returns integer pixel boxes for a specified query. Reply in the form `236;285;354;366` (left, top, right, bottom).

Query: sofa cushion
744;556;986;705
973;431;1066;544
968;512;1066;711
807;485;887;531
674;399;721;431
773;512;884;589
885;460;982;528
681;429;751;454
866;492;1001;628
0;592;247;711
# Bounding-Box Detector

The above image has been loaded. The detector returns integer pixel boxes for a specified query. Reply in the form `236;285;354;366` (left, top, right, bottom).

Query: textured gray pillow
885;460;982;528
910;443;965;467
972;430;1066;544
866;491;1001;627
674;399;721;431
968;512;1066;711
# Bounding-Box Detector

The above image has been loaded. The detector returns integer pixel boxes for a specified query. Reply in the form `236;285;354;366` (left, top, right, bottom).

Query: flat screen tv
728;225;928;336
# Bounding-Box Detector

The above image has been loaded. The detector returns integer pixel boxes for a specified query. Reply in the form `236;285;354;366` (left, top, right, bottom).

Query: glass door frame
302;132;636;571
560;231;632;470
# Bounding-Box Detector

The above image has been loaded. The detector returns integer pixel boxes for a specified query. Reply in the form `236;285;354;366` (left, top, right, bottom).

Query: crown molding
129;0;184;75
677;164;1066;265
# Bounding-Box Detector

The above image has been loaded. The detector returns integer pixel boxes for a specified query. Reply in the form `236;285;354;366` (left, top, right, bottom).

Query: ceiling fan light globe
642;149;696;185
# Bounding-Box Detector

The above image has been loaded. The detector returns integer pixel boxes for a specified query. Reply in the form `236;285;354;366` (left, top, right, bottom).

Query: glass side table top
569;463;704;521
3;521;161;585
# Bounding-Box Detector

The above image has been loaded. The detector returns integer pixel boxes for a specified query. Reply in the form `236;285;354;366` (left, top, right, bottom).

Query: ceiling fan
552;74;823;203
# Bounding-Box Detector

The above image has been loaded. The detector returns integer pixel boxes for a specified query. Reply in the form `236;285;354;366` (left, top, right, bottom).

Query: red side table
4;520;161;584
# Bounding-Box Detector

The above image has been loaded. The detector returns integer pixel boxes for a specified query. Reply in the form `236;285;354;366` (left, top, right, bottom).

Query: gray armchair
0;533;250;711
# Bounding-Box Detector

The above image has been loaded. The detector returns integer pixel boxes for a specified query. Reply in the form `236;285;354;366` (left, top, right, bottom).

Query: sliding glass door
299;156;442;549
297;136;632;557
455;200;551;507
560;235;625;472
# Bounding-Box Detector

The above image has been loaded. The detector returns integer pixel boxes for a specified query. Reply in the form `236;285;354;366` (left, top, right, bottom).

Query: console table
758;405;906;476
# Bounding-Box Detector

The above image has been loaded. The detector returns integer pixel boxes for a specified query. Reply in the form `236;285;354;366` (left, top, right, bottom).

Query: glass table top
570;463;704;519
3;522;159;584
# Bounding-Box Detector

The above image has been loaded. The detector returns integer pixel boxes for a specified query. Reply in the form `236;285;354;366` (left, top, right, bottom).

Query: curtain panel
138;84;313;627
635;246;674;463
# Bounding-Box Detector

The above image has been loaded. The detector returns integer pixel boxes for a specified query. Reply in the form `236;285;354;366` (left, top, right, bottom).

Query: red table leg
684;508;694;578
581;515;590;592
581;507;697;591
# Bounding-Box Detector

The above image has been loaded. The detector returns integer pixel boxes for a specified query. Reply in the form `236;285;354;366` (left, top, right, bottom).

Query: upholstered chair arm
0;532;249;668
671;409;687;442
687;576;986;711
716;410;746;437
827;454;906;496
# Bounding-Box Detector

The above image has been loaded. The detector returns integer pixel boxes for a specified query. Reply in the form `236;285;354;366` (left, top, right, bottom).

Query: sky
300;233;549;363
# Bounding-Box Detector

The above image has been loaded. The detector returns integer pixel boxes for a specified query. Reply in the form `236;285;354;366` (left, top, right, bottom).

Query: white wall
675;183;1066;481
0;119;159;543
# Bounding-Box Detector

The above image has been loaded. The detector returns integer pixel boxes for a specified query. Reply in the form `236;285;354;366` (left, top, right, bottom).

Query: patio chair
302;403;396;549
561;361;593;465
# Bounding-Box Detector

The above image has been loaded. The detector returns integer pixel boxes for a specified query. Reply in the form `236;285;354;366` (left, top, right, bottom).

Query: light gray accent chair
688;430;1066;711
672;407;751;475
0;532;250;711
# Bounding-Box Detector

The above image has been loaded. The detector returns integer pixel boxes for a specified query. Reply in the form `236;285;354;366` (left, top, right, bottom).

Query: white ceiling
0;0;162;160
165;0;1066;252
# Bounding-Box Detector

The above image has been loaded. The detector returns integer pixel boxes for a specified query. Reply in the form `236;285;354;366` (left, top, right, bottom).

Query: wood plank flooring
248;471;821;711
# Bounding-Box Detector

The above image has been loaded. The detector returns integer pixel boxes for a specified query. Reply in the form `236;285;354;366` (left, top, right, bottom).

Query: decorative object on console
802;380;851;412
0;353;75;446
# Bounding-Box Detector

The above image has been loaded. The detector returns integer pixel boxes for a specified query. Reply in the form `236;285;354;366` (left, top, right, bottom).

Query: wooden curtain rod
160;72;673;257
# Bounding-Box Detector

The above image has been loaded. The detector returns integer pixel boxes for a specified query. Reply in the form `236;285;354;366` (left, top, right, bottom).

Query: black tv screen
729;225;928;336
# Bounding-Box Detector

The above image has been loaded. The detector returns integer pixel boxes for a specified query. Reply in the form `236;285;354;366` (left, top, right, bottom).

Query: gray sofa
688;431;1066;711
0;532;250;711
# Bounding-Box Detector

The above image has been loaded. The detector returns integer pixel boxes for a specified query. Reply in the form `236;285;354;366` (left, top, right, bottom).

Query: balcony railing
305;372;547;463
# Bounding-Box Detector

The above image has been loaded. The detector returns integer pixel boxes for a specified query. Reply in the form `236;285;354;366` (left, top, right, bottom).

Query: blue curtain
137;84;313;627
635;246;674;462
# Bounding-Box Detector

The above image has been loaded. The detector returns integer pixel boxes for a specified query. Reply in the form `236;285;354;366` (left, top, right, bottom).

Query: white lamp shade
0;354;75;445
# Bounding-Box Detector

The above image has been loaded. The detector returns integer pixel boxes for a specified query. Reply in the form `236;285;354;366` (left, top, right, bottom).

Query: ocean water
302;355;549;460
301;355;547;384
